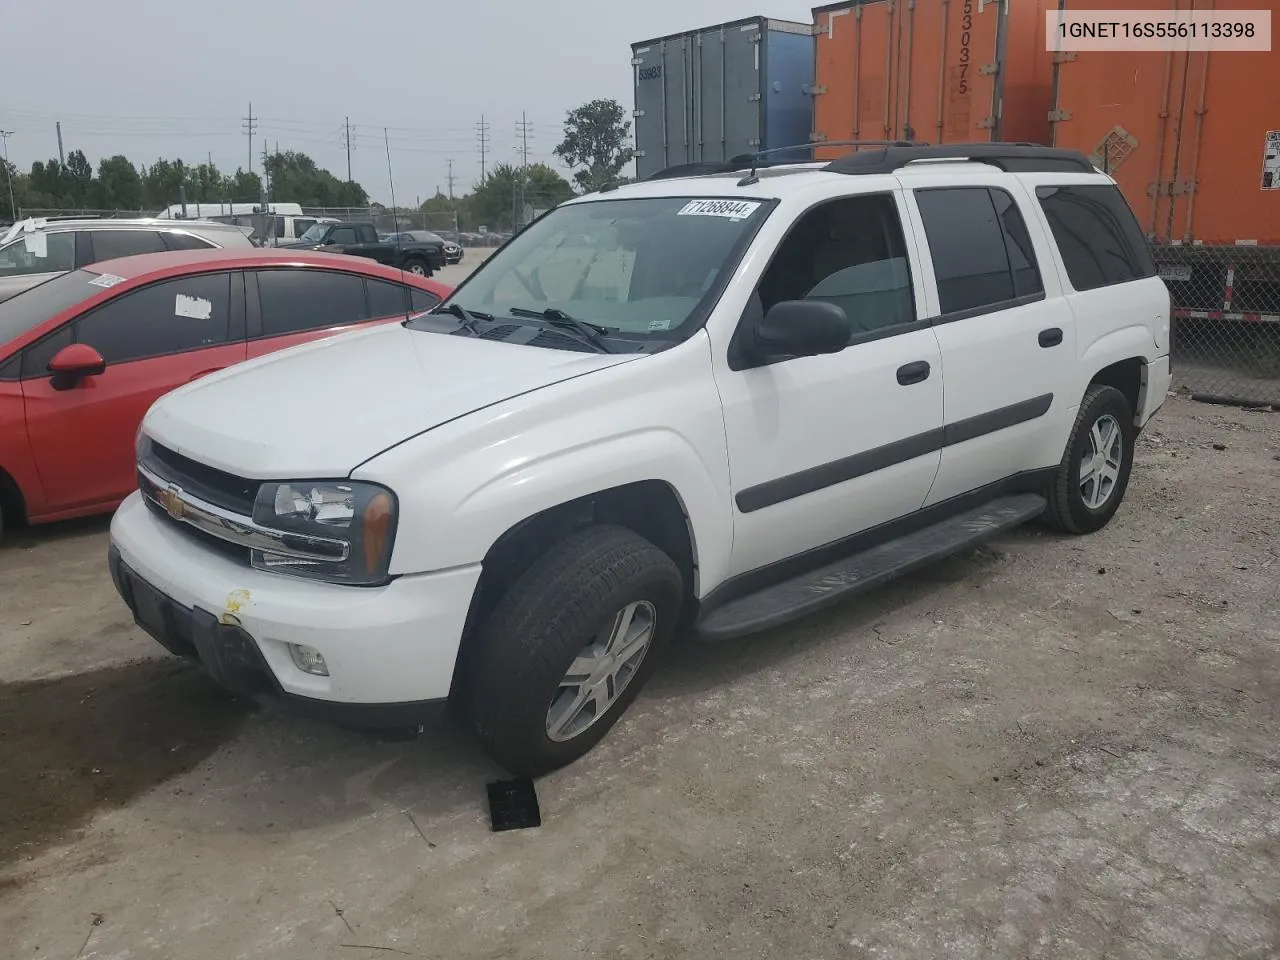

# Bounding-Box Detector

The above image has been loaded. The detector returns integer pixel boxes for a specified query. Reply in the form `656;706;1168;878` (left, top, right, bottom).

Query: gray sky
4;0;815;204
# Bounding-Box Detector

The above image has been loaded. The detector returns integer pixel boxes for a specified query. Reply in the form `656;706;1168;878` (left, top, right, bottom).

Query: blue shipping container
631;17;816;180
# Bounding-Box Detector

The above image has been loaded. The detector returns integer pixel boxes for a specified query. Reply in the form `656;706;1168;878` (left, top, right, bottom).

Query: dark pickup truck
281;221;444;276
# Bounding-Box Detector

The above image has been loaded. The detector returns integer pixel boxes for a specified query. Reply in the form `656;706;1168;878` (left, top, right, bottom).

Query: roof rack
644;140;926;184
823;143;1096;176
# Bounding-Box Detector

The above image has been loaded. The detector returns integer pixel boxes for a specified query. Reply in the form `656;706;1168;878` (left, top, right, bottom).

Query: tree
96;155;144;210
263;150;367;207
554;98;635;193
468;162;573;231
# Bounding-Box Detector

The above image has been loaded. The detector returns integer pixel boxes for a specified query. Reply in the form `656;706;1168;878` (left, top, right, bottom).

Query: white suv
108;144;1171;776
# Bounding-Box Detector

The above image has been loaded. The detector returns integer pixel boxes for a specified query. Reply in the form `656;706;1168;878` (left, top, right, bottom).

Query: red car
0;249;450;535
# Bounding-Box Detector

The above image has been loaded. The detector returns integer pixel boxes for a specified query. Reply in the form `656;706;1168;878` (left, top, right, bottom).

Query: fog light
288;643;329;676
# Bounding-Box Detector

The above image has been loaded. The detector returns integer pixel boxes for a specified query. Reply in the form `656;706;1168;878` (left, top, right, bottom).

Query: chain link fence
1155;245;1280;407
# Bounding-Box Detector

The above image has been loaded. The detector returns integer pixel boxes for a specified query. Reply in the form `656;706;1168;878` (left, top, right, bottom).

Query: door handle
896;360;931;385
1038;327;1063;347
188;367;225;382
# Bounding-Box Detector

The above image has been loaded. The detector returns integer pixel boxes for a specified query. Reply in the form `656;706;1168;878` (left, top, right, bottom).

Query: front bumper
109;492;481;727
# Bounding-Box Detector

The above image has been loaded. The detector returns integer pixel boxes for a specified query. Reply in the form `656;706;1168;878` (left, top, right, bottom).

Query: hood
143;324;639;478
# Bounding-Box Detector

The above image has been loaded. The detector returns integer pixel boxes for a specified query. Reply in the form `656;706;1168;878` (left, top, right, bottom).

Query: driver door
20;272;246;512
709;190;946;578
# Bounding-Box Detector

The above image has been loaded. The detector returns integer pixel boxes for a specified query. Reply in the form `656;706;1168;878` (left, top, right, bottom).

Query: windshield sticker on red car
88;273;126;288
676;199;762;221
174;293;213;320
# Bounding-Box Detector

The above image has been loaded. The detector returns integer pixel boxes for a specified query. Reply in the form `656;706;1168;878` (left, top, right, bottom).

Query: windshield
0;268;102;346
434;196;769;338
298;223;328;243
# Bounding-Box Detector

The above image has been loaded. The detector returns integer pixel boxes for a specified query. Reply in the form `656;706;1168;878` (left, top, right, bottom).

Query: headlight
251;480;397;586
135;426;149;461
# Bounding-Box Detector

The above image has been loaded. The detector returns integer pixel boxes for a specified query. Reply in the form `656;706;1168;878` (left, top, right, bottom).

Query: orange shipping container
811;0;1055;157
1050;0;1280;247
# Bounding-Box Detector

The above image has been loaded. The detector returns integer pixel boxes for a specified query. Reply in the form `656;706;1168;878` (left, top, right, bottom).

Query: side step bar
694;493;1047;642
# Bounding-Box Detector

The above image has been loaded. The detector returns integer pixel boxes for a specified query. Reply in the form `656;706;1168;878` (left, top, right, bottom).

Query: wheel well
449;481;697;696
1089;358;1143;419
0;465;27;529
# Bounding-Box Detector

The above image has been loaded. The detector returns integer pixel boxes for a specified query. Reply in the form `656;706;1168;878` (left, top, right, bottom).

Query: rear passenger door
247;268;434;359
905;181;1078;505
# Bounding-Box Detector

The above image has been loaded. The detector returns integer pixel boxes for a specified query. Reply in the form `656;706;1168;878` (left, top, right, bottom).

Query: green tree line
0;148;367;218
1;98;637;227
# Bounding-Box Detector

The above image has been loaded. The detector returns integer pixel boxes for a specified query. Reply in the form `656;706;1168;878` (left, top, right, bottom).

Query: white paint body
110;159;1172;705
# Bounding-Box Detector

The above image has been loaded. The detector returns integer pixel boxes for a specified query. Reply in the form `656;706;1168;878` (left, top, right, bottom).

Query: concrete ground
1;318;1278;956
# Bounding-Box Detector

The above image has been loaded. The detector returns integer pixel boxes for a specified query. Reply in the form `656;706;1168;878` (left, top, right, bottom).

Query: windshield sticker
175;293;214;320
88;273;126;288
676;199;762;221
647;318;671;331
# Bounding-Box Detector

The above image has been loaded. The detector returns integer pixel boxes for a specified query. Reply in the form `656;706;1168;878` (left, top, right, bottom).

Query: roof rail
644;139;927;184
823;143;1096;176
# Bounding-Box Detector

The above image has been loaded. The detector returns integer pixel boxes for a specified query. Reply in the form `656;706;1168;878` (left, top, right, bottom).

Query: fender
1076;323;1152;398
353;333;736;594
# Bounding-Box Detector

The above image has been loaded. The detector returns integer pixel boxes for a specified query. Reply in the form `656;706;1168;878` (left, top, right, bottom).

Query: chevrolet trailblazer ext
109;144;1171;776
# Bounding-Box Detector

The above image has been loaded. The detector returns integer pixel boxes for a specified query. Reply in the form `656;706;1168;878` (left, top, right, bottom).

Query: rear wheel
462;525;684;778
1042;384;1136;534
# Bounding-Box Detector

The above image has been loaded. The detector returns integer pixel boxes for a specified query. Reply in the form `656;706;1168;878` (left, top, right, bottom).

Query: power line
241;102;257;174
476;114;490;182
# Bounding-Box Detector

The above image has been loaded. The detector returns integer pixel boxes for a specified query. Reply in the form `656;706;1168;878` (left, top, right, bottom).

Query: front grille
142;495;250;564
146;442;258;515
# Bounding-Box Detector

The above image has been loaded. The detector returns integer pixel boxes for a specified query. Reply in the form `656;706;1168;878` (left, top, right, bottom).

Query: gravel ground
1;395;1277;960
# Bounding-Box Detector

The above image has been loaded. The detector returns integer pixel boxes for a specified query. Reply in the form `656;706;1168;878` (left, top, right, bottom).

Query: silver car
0;217;256;303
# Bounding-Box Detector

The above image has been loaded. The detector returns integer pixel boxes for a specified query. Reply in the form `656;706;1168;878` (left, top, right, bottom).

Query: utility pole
446;159;456;200
55;122;65;166
0;130;16;220
261;143;271;203
343;117;354;182
516;112;533;228
476;114;490;181
242;102;257;173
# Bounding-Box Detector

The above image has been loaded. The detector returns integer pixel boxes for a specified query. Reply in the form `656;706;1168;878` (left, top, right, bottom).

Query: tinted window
367;278;409;318
0;268;99;346
410;287;442;313
161;231;217;251
328;227;359;245
990;189;1044;298
759;193;916;337
293;218;316;238
90;230;167;262
1037;184;1156;291
73;272;233;364
0;231;76;277
917;187;1040;315
256;269;368;336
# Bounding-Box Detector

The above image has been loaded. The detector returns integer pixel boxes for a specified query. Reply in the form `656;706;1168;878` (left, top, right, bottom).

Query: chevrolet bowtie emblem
159;484;185;520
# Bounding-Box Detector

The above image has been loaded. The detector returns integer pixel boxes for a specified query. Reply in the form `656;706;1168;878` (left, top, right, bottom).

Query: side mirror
751;300;851;361
48;343;106;390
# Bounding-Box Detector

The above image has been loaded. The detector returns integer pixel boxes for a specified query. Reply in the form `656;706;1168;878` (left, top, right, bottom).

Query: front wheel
1041;384;1137;534
462;525;684;778
403;258;429;277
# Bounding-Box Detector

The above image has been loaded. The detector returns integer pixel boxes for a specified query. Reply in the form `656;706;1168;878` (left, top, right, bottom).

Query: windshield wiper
507;307;613;353
433;302;493;336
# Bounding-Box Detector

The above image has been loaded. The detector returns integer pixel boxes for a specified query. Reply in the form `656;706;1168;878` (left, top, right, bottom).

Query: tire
403;257;429;277
1041;384;1137;534
462;524;684;778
